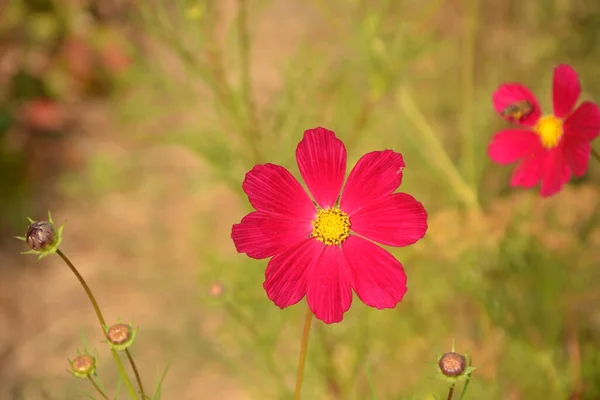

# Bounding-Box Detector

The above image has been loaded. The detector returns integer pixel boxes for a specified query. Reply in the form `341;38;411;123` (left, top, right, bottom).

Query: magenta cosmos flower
231;127;428;324
489;64;600;197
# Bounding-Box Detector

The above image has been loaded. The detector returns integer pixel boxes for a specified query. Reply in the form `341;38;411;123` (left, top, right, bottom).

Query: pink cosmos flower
489;64;600;197
231;127;428;324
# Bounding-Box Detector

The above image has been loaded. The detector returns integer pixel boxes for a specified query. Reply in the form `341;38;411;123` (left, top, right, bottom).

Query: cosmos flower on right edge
488;64;600;197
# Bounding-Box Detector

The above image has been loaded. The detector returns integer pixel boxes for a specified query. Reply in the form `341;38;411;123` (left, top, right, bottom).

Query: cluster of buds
18;215;139;382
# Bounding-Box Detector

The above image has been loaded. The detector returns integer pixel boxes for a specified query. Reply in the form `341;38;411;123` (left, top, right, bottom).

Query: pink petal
242;163;315;219
540;147;571;197
563;137;591;177
263;238;318;309
305;244;352;324
296;127;347;208
492;83;541;127
510;152;545;189
488;129;542;165
564;101;600;141
232;211;312;259
340;150;405;214
349;193;427;247
552;64;581;118
342;236;407;309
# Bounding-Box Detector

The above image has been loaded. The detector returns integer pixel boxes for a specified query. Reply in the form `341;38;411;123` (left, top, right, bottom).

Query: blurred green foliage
0;0;131;230
6;0;600;399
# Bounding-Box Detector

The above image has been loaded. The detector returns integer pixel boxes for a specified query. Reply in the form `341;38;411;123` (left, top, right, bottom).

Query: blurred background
1;0;600;399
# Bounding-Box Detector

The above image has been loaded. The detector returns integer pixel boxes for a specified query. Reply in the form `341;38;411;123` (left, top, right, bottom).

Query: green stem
460;0;478;190
293;305;314;400
236;0;261;164
447;384;455;400
365;361;379;400
56;249;139;400
126;349;147;399
591;148;600;164
88;375;110;400
459;356;474;400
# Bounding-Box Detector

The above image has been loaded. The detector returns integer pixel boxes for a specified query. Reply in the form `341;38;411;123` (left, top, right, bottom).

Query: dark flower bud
435;346;477;384
26;221;56;251
68;353;96;378
106;322;137;351
17;213;64;260
438;352;466;377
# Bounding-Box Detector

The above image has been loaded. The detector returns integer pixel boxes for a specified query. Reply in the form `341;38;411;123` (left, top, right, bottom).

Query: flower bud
17;212;64;260
438;352;466;377
26;221;56;251
106;322;137;351
68;353;96;378
435;349;477;384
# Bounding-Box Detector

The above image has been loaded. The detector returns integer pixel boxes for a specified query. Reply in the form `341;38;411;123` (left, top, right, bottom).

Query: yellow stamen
311;207;351;246
535;115;564;149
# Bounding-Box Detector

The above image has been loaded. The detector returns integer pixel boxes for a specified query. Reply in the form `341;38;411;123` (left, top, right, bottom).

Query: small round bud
106;322;137;351
208;281;225;297
438;352;466;377
69;353;96;378
26;221;56;251
18;213;64;260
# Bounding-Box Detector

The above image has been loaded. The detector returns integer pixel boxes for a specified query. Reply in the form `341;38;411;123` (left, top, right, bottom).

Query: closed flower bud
68;353;96;378
16;212;64;260
438;352;466;377
435;343;477;384
106;322;137;351
26;221;56;251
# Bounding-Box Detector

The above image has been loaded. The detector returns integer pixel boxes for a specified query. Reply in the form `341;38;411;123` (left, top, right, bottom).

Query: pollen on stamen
535;115;564;149
311;207;351;246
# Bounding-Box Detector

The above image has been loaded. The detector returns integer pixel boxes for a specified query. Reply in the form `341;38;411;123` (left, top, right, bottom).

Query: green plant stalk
592;148;600;164
294;305;314;400
447;383;455;400
397;88;481;212
56;249;139;400
88;376;110;400
236;0;262;165
126;349;147;399
365;361;379;400
459;356;474;400
460;0;479;191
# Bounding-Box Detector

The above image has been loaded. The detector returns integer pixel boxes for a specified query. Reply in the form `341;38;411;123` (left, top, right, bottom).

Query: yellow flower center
535;115;564;149
311;207;351;246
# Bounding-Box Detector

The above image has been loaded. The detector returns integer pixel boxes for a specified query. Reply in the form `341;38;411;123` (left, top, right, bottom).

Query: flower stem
446;384;455;400
459;356;474;400
126;349;147;399
592;148;600;164
56;249;139;400
293;305;314;400
88;376;110;400
236;0;262;164
460;0;478;191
